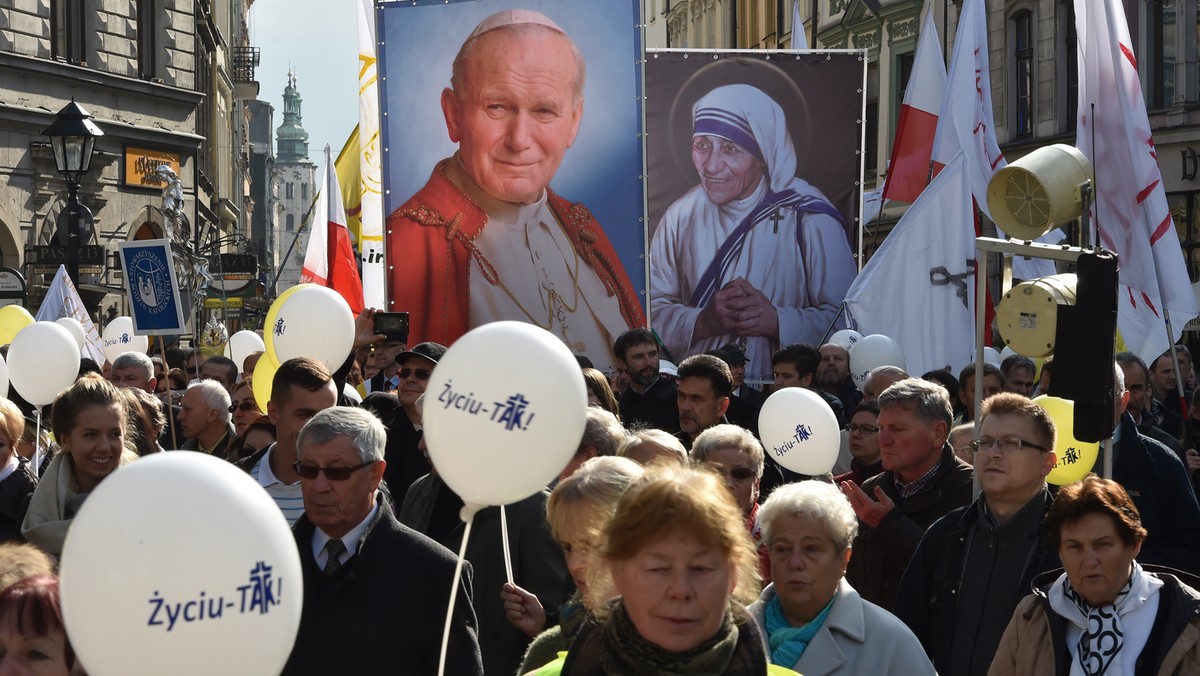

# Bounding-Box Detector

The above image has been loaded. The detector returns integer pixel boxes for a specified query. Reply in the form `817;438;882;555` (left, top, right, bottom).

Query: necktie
322;538;347;576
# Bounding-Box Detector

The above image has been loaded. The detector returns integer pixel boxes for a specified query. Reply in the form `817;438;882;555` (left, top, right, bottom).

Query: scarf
559;593;588;644
20;449;138;557
599;600;739;676
1048;560;1161;676
764;589;836;667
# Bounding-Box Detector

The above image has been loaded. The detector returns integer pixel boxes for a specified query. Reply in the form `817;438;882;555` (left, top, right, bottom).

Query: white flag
1077;0;1199;362
845;153;976;376
930;0;1004;219
792;0;808;49
35;264;105;364
357;0;385;308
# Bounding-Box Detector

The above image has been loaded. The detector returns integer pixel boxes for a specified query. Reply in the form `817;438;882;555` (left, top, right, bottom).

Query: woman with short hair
0;575;76;675
516;456;644;674
749;481;933;675
558;464;777;675
989;475;1200;675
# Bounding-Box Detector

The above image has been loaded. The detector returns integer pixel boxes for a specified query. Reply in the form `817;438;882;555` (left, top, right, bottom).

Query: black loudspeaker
1047;250;1119;442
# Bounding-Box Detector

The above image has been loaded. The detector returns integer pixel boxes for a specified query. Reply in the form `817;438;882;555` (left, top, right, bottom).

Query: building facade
0;0;257;324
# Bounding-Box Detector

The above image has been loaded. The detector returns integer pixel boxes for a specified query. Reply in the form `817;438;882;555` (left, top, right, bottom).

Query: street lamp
42;99;104;285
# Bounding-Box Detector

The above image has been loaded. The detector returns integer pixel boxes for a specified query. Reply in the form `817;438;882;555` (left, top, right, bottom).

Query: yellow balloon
252;357;278;415
262;284;308;367
0;306;36;345
1034;395;1101;485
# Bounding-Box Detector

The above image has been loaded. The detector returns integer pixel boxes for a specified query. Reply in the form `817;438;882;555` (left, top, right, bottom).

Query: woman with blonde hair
21;375;138;557
516;456;645;674
557;464;777;675
0;397;34;542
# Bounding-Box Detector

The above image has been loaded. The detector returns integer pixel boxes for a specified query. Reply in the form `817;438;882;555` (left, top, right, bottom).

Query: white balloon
225;330;266;373
849;334;907;392
55;317;86;351
981;346;1002;368
757;388;841;475
9;322;80;406
101;316;149;364
424;321;587;508
999;345;1017;362
270;285;355;371
60;453;302;676
828;329;864;351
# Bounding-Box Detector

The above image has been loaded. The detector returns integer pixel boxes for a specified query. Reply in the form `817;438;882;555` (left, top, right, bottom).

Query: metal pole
66;180;80;286
973;239;988;499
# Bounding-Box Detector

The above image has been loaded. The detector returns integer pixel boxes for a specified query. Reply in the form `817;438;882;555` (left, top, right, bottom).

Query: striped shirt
252;445;305;525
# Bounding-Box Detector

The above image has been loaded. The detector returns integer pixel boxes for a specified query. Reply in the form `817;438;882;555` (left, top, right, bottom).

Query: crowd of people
0;306;1198;675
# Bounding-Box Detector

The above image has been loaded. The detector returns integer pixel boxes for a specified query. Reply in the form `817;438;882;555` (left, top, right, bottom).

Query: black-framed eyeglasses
970;436;1049;454
293;460;377;481
229;401;258;413
398;368;432;381
847;423;880;435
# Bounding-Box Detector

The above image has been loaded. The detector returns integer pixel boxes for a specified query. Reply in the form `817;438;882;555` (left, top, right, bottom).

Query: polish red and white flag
881;6;944;204
301;145;365;315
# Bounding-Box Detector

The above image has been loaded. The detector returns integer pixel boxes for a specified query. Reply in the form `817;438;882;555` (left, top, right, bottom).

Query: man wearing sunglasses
283;406;483;675
369;342;445;506
238;357;339;526
894;393;1060;676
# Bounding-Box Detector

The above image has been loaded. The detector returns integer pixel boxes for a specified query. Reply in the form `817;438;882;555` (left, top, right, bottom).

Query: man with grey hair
177;379;234;455
385;9;643;370
863;365;909;400
841;378;973;609
557;407;626;481
112;350;185;448
283;407;484;675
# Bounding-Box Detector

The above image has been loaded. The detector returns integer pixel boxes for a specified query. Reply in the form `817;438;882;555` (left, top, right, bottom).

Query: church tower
273;70;317;292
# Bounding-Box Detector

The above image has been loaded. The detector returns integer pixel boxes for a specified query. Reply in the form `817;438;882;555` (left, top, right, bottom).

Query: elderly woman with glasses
689;424;770;582
749;481;933;675
989;475;1200;675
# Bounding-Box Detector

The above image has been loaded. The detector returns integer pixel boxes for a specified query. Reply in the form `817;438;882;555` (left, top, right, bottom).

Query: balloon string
31;410;42;479
437;513;474;676
500;504;514;585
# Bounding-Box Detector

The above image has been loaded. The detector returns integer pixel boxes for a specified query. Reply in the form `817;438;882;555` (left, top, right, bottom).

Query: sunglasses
293;460;376;481
398;368;433;381
229;401;258;414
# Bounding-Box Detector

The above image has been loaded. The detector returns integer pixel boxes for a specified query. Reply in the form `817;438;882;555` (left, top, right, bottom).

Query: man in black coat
282;406;483;676
894;393;1061;676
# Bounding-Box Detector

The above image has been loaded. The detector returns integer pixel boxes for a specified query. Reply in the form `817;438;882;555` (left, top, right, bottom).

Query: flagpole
157;334;179;449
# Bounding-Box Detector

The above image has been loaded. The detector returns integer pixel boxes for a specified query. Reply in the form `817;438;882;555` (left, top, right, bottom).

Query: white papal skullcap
467;9;566;41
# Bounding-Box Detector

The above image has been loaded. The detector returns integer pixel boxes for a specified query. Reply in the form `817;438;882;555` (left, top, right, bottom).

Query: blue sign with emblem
118;239;187;335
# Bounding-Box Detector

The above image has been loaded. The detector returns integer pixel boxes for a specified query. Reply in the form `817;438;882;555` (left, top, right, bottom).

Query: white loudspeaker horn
986;144;1095;240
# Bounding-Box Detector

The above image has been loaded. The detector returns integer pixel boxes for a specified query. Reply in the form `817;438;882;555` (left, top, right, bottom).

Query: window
1149;0;1176;109
301;182;308;201
137;0;156;79
1060;1;1078;131
1012;11;1034;137
52;0;85;63
286;214;295;232
286;182;294;199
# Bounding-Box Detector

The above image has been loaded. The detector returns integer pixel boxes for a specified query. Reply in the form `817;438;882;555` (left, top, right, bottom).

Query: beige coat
989;575;1200;676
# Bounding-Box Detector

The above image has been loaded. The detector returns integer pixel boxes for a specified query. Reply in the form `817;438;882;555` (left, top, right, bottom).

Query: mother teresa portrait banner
645;51;866;382
376;0;646;374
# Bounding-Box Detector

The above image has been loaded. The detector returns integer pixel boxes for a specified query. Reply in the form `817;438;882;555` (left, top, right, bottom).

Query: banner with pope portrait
376;0;646;374
645;50;866;382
